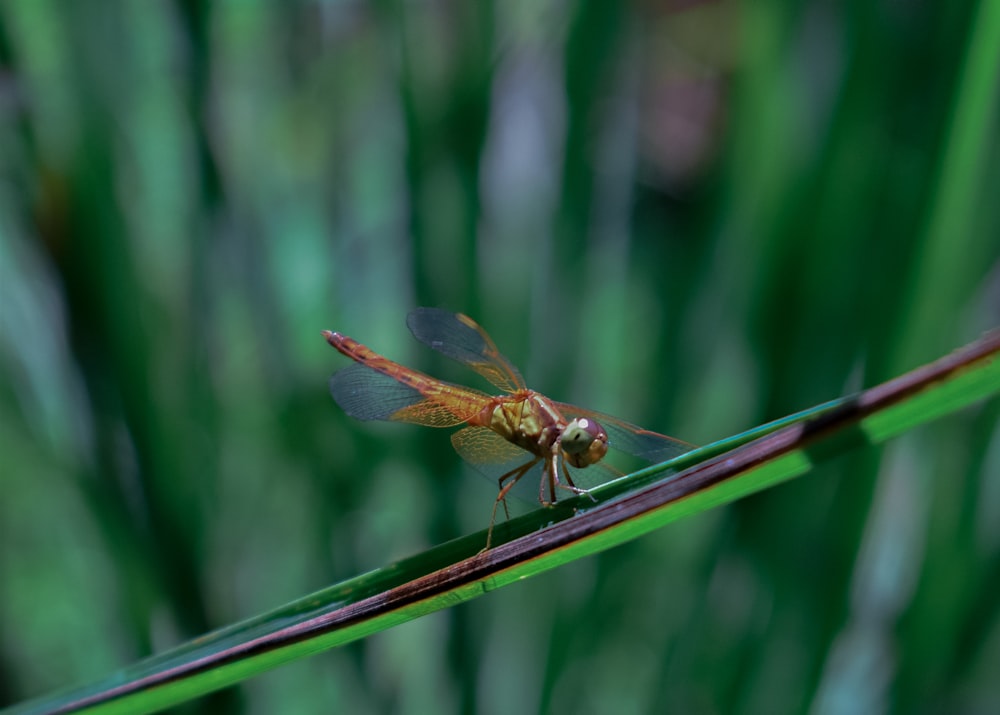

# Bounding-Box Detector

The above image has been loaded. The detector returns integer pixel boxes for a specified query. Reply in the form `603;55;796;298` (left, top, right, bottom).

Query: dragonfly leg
483;457;540;551
540;454;596;506
557;460;597;503
542;456;556;506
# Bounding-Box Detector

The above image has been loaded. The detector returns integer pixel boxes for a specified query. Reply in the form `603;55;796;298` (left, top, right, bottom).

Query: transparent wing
406;307;526;393
451;426;529;465
330;363;489;427
451;426;546;501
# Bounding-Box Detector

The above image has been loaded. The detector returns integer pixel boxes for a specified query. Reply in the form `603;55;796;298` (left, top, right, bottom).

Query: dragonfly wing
450;426;545;497
406;307;526;393
555;402;696;463
330;363;477;427
451;426;528;465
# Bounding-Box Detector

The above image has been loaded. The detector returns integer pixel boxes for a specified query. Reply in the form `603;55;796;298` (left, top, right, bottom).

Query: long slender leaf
8;329;999;715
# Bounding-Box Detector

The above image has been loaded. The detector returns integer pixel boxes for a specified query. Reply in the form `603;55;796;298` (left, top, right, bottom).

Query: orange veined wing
329;362;493;428
450;425;529;465
406;307;526;394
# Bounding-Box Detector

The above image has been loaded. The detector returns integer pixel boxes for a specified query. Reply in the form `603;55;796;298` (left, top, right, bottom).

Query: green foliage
11;337;998;715
1;1;997;713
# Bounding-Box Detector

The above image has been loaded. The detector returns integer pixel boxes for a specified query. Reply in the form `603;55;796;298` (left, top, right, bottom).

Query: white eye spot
578;419;589;429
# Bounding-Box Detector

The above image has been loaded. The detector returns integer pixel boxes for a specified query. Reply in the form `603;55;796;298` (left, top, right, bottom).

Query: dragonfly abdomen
328;332;463;395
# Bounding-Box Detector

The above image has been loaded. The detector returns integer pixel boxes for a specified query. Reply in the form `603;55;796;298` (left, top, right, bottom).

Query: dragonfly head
561;418;609;468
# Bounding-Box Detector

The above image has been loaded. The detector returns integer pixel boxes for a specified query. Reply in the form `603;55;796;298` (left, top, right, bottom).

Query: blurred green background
1;0;998;713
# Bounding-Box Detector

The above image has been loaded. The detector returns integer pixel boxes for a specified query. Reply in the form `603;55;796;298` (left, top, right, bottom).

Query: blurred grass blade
9;330;999;715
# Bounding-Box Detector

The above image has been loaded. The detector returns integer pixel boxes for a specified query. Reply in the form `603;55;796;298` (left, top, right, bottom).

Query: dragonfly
322;307;694;549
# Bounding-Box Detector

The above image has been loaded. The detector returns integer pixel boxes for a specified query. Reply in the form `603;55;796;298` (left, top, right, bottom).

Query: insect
323;308;694;549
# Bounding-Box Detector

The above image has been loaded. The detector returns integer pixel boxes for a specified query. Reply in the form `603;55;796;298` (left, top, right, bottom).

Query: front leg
541;450;594;505
541;451;559;505
559;460;596;503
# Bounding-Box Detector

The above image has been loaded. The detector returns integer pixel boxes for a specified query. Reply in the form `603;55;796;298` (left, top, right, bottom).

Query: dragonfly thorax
484;392;560;455
483;394;611;468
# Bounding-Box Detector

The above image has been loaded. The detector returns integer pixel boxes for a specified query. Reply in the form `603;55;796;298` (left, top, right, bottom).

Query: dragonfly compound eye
562;418;609;468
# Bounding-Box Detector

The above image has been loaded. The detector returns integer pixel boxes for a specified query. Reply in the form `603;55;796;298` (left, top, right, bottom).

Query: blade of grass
9;329;999;715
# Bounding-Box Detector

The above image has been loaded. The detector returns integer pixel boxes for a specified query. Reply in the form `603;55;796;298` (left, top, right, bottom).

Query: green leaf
8;331;998;715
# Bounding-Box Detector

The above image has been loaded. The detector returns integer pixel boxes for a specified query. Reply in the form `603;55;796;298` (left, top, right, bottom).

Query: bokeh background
2;1;998;713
